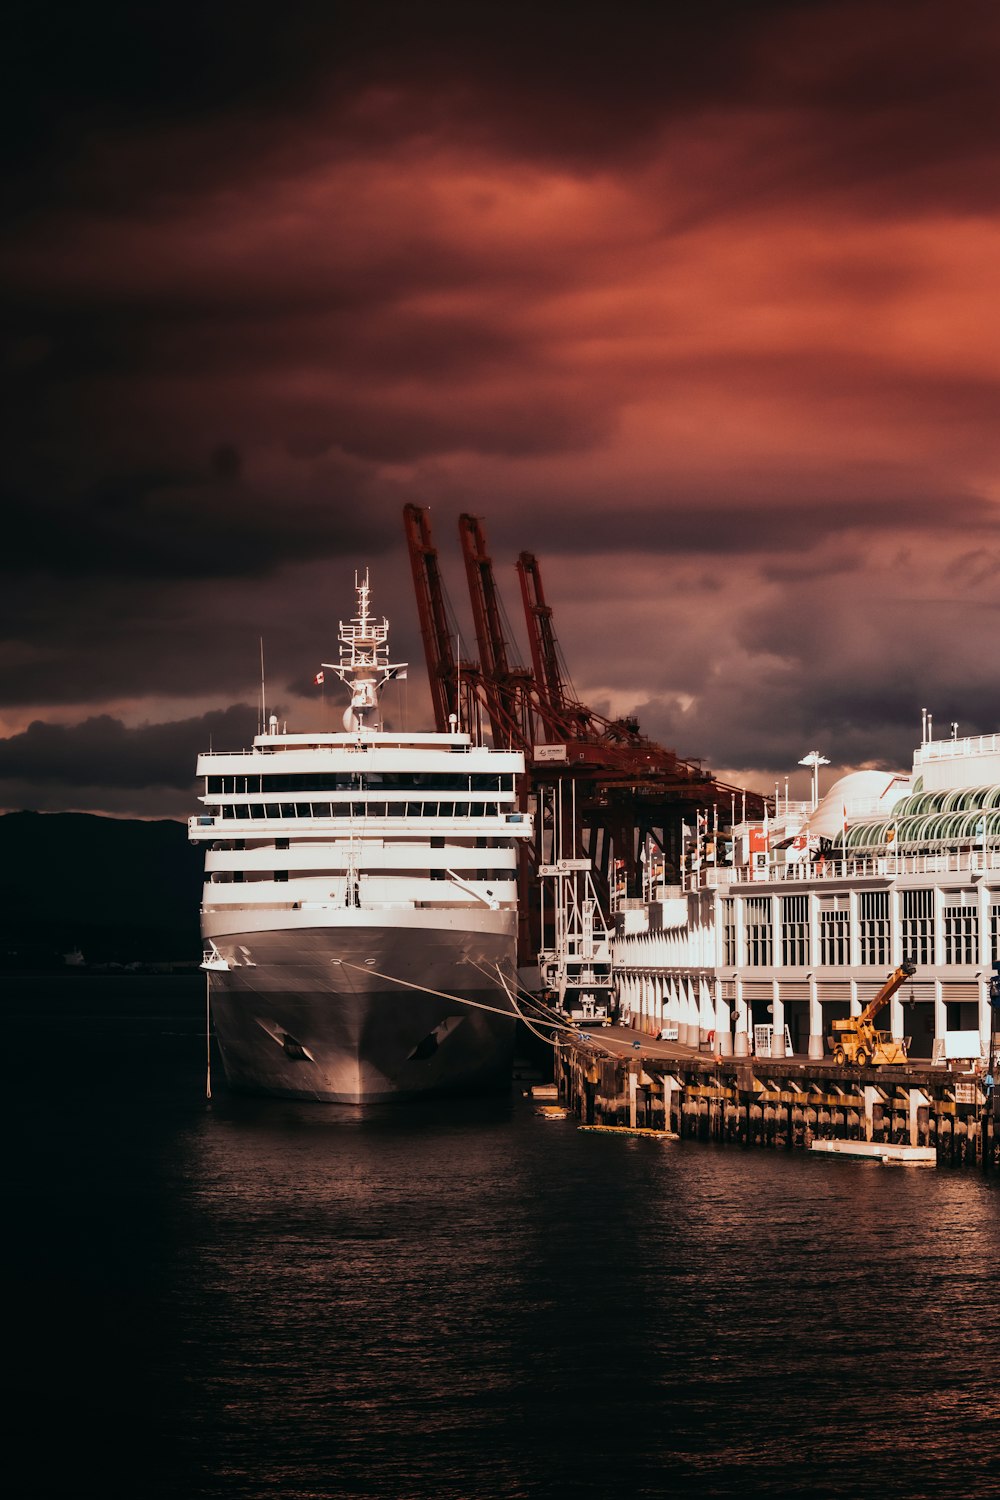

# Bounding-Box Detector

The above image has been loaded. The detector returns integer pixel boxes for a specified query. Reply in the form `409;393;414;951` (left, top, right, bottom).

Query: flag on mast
314;671;325;686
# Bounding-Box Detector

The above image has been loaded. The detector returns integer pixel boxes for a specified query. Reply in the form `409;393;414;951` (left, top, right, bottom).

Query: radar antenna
321;570;406;731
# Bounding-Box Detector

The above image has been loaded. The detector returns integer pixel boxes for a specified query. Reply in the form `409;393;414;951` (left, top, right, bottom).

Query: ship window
259;771;500;795
233;871;244;882
275;837;289;851
431;837;444;849
274;871;288;882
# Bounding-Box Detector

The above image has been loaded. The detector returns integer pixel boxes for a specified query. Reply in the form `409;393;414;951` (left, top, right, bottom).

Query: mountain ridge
0;810;204;967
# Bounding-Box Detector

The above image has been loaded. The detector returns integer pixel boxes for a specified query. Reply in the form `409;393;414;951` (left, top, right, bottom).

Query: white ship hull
191;571;533;1105
203;909;518;1103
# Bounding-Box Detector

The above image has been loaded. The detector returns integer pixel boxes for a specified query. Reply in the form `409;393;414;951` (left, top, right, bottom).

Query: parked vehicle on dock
830;960;917;1067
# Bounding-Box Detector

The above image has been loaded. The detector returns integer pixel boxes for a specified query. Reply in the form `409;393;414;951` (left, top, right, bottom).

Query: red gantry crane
402;505;766;956
458;513;535;752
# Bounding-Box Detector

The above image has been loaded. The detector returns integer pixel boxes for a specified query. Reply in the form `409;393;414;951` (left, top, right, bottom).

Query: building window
819;898;850;965
859;891;890;967
943;893;978;966
743;895;773;967
991;904;1000;964
781;894;809;967
722;899;736;968
901;889;934;966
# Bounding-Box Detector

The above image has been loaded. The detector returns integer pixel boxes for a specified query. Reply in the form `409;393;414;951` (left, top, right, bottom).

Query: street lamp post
798;751;830;811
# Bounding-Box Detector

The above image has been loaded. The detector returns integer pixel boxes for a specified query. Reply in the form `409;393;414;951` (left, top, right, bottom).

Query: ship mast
322;570;406;731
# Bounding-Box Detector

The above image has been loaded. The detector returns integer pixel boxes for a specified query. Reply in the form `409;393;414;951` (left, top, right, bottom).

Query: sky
3;0;1000;818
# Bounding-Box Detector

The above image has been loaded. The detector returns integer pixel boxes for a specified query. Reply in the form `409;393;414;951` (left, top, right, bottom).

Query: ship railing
194;739;514;756
201;896;513;915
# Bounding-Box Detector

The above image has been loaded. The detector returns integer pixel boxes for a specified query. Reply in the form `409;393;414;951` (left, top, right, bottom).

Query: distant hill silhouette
0;810;204;967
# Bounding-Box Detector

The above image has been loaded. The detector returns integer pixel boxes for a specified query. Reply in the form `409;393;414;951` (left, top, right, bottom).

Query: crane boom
857;960;917;1027
402;503;486;735
517;550;566;719
458;513;533;750
403;503;455;732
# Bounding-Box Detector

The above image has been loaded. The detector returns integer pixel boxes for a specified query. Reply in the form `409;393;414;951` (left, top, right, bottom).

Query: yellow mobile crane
830;960;917;1067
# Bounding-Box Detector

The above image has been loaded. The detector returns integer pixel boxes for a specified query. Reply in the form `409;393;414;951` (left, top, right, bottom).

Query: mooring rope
338;957;583;1052
465;957;576;1048
338;960;523;1020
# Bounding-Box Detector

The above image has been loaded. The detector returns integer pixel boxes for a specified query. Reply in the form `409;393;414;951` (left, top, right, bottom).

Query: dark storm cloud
486;489;999;561
0;4;792;200
1;455;385;581
7;2;998;211
3;0;1000;814
623;566;1000;787
0;705;258;791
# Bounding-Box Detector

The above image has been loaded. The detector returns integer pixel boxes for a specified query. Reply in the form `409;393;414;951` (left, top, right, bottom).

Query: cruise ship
189;573;532;1102
614;722;1000;1067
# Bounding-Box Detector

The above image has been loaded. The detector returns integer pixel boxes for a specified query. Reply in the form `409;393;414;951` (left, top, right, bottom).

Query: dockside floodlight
798;750;830;811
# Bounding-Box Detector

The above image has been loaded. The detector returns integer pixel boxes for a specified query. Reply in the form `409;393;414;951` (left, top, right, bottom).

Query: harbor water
8;977;999;1499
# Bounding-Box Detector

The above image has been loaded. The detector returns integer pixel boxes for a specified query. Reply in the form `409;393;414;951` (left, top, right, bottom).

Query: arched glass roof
846;820;890;849
836;785;1000;851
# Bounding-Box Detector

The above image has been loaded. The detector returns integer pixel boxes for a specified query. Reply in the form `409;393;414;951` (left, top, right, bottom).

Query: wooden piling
553;1041;995;1170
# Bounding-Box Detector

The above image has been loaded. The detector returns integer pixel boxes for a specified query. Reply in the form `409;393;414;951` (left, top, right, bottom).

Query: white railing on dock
677;846;1000;892
915;733;1000;764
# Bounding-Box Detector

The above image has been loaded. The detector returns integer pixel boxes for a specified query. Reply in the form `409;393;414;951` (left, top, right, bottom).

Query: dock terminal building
613;727;1000;1064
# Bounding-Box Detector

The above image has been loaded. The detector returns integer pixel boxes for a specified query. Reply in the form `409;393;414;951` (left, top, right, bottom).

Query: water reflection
8;982;1000;1499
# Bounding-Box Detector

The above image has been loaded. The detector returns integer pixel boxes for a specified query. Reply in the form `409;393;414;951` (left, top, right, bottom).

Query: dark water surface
7;978;999;1499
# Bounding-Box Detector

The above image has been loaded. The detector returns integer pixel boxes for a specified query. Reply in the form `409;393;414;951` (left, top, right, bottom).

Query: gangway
537;786;615;1026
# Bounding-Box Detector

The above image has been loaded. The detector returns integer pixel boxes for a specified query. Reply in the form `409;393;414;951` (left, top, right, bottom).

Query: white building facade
614;732;1000;1063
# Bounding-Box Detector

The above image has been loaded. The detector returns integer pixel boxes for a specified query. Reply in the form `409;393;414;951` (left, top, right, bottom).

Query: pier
552;1028;1000;1168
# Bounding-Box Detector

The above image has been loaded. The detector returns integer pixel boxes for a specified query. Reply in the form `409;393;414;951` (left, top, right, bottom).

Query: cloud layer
3;1;1000;813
